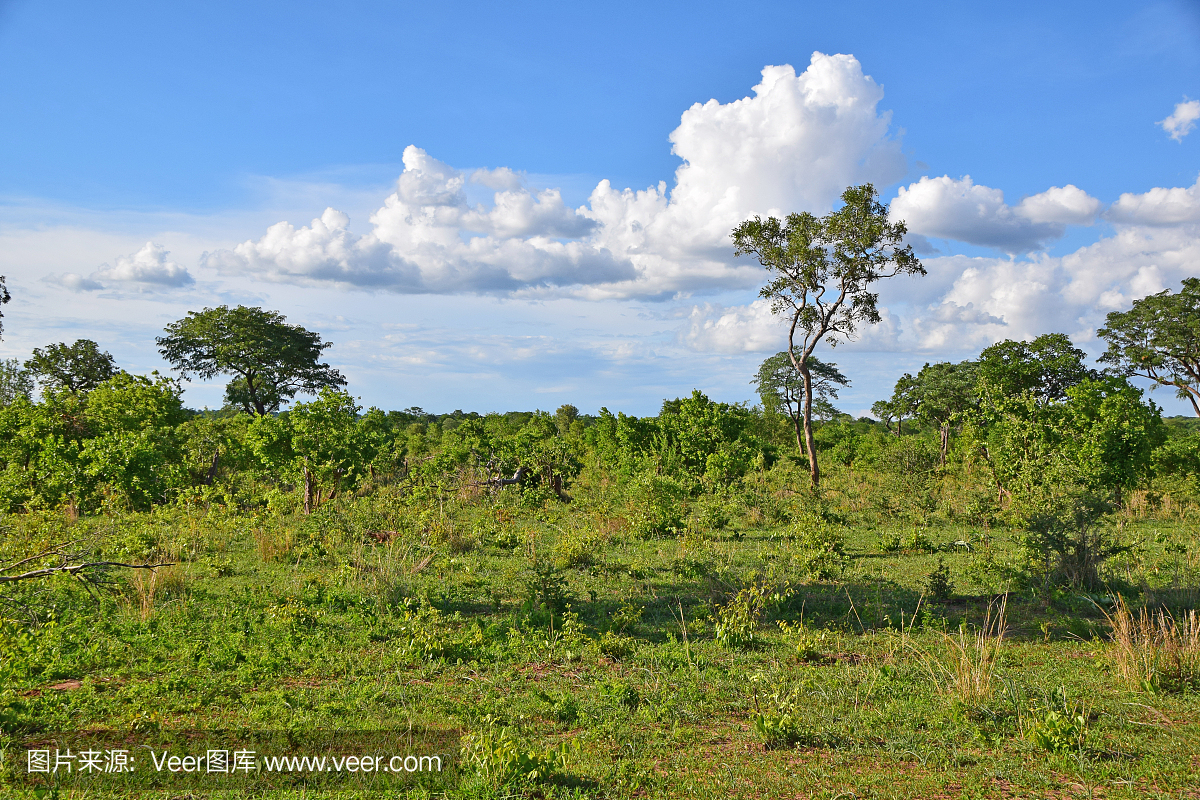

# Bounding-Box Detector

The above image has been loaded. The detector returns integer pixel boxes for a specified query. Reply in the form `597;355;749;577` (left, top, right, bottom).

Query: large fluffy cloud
43;242;193;292
889;175;1100;253
1107;174;1200;226
208;52;905;299
898;177;1200;351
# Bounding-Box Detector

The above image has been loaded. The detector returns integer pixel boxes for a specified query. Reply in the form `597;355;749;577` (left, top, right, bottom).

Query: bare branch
0;560;174;585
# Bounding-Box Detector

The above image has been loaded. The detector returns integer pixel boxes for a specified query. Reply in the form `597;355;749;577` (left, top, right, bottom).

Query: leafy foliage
1098;277;1200;415
24;339;117;395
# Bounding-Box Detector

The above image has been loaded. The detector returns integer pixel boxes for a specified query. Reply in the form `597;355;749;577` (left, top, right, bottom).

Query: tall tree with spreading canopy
890;360;978;463
732;184;925;486
157;306;346;415
1097;278;1200;416
25;339;118;394
752;352;848;454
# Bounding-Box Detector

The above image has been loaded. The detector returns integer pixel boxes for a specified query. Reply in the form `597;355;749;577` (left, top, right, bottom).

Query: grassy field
2;460;1199;799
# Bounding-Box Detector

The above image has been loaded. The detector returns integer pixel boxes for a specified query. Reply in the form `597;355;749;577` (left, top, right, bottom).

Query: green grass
1;470;1199;799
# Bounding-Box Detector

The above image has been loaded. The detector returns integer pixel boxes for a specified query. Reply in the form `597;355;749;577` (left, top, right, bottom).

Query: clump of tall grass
127;565;187;621
909;597;1007;706
1104;597;1200;694
254;525;294;562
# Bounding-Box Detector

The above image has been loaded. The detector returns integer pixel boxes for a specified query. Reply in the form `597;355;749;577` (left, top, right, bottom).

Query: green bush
751;684;818;749
460;718;574;787
1026;690;1088;753
789;513;846;580
625;472;686;538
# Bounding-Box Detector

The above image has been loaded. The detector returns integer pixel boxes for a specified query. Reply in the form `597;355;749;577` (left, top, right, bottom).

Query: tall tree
25;339;118;394
890;361;978;463
157;305;346;415
0;359;33;405
1097;278;1200;416
732;184;925;486
870;399;896;434
976;333;1093;403
752;352;848;454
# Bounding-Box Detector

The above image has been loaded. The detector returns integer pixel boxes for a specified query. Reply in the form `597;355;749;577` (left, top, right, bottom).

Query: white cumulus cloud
889;176;1100;253
1107;174;1200;226
681;300;783;353
208;52;906;299
42;242;192;292
907;212;1200;351
1159;99;1200;142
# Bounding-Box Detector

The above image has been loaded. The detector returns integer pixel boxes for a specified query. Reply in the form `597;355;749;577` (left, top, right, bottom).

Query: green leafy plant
1026;689;1088;754
750;681;818;750
925;557;954;601
777;619;827;662
716;580;792;649
460;717;575;788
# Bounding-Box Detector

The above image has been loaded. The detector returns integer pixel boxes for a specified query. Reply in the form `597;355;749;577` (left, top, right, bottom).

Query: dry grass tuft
255;525;294;562
910;596;1007;706
127;565;186;621
1105;596;1200;693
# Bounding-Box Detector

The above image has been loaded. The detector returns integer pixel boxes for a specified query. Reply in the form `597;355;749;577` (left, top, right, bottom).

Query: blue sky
2;0;1199;416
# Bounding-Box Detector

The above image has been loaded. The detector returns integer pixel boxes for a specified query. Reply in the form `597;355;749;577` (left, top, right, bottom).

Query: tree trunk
789;408;805;455
245;372;266;416
303;464;314;514
801;365;820;487
939;425;949;466
203;450;220;485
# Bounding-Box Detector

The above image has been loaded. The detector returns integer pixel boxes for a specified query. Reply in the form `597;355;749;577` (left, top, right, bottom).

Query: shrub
460;718;574;788
552;528;601;570
1019;492;1129;590
789;513;846;580
625;472;686;538
925;558;954;601
715;581;792;649
596;631;636;660
395;598;482;662
750;683;819;749
598;678;640;710
901;529;937;553
524;559;570;613
777;619;827;662
1026;688;1088;754
690;493;731;531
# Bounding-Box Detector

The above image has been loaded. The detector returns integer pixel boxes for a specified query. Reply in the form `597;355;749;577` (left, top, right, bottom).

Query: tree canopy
890;360;978;462
157;305;346;415
1098;278;1200;416
976;333;1093;403
0;359;32;406
24;339;118;394
753;352;848;454
732;183;925;485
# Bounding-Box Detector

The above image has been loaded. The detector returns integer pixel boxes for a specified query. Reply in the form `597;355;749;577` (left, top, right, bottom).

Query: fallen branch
0;563;175;587
472;467;527;488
